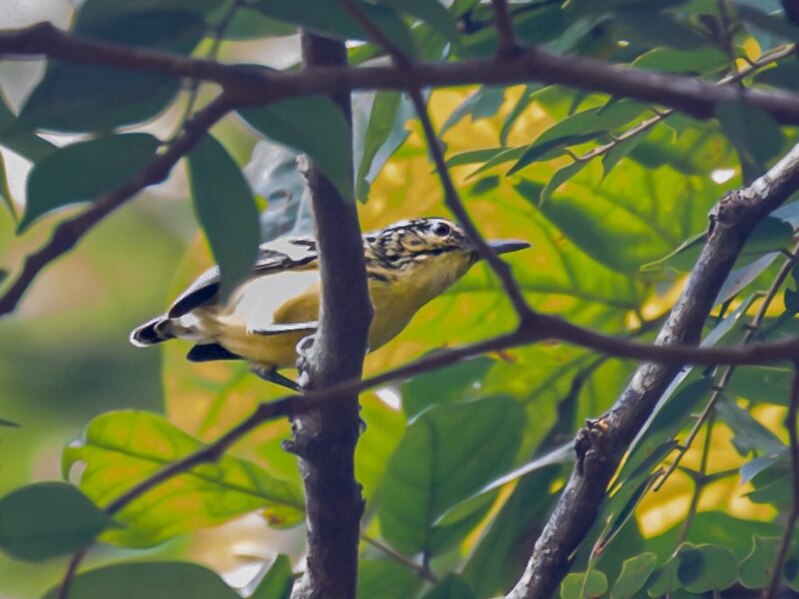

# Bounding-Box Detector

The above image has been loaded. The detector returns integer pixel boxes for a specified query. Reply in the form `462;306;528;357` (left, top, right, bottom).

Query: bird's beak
487;239;531;255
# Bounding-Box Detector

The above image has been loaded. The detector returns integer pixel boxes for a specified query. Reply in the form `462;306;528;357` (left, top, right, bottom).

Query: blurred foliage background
3;0;799;597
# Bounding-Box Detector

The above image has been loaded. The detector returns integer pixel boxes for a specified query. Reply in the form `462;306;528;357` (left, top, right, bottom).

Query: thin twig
361;534;439;584
490;0;518;57
55;548;87;599
166;0;243;143
0;94;233;316
677;413;715;545
764;361;799;599
655;239;799;491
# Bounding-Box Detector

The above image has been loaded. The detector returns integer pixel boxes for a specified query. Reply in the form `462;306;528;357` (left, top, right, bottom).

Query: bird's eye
431;222;451;237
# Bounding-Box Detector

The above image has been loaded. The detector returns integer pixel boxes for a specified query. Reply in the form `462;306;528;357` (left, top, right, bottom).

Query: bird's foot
249;365;301;392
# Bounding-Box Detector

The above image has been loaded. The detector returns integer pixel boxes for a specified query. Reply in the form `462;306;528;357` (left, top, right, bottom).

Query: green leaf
715;395;785;456
646;556;680;597
187;134;260;300
560;570;608;599
0;152;16;222
239;96;353;200
0;91;55;161
756;60;799;92
400;356;494;417
0;417;18;428
441;86;505;135
632;47;728;74
19;134;160;233
614;377;713;489
461;465;560;597
356;559;422;599
250;555;293;599
508;100;649;175
0;482;109;561
601;128;649;179
379;396;524;556
251;0;415;56
740;536;781;589
540;161;588;206
356;92;409;202
501;84;543;145
641;216;793;274
421;574;475;599
612;552;658;599
18;10;205;132
517;157;719;273
729;365;795;406
62;410;304;547
375;0;460;43
676;544;737;593
715;102;784;177
629;118;734;175
41;561;241;599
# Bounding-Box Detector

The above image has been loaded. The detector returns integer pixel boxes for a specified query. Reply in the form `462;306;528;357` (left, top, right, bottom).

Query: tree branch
5;22;799;123
490;0;518;57
765;362;799;599
0;93;232;316
507;142;799;599
287;32;369;599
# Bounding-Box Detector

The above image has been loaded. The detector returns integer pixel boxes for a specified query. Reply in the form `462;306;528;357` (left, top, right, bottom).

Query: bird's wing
250;321;319;336
167;238;319;318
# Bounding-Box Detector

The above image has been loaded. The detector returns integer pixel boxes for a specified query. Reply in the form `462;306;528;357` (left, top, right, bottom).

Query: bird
130;217;530;390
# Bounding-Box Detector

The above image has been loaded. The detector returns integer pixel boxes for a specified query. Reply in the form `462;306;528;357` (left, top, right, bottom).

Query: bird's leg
249;365;301;392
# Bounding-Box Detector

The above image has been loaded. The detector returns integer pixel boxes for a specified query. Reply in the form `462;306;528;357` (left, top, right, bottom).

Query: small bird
130;217;529;389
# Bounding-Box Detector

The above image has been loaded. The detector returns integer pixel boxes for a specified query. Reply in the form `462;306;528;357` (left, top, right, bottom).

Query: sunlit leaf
41;561;241;599
0;482;109;561
20;134;160;233
62;411;304;547
188;134;260;300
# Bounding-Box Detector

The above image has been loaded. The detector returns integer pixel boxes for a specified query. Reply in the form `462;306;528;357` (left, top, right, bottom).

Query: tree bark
288;32;371;599
508;143;799;599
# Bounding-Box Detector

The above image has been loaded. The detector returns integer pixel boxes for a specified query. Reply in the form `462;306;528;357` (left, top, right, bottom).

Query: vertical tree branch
764;362;799;599
288;32;370;599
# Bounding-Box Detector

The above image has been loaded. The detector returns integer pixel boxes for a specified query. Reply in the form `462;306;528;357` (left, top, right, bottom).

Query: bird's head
364;217;530;302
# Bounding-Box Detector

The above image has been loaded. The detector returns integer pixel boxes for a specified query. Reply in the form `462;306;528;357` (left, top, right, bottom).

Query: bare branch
490;0;518;57
508;141;799;599
288;32;368;599
655;241;799;491
0;94;232;317
6;23;799;123
765;362;799;599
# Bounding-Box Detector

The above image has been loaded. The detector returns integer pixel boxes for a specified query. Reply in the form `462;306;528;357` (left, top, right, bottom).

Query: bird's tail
130;316;176;347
